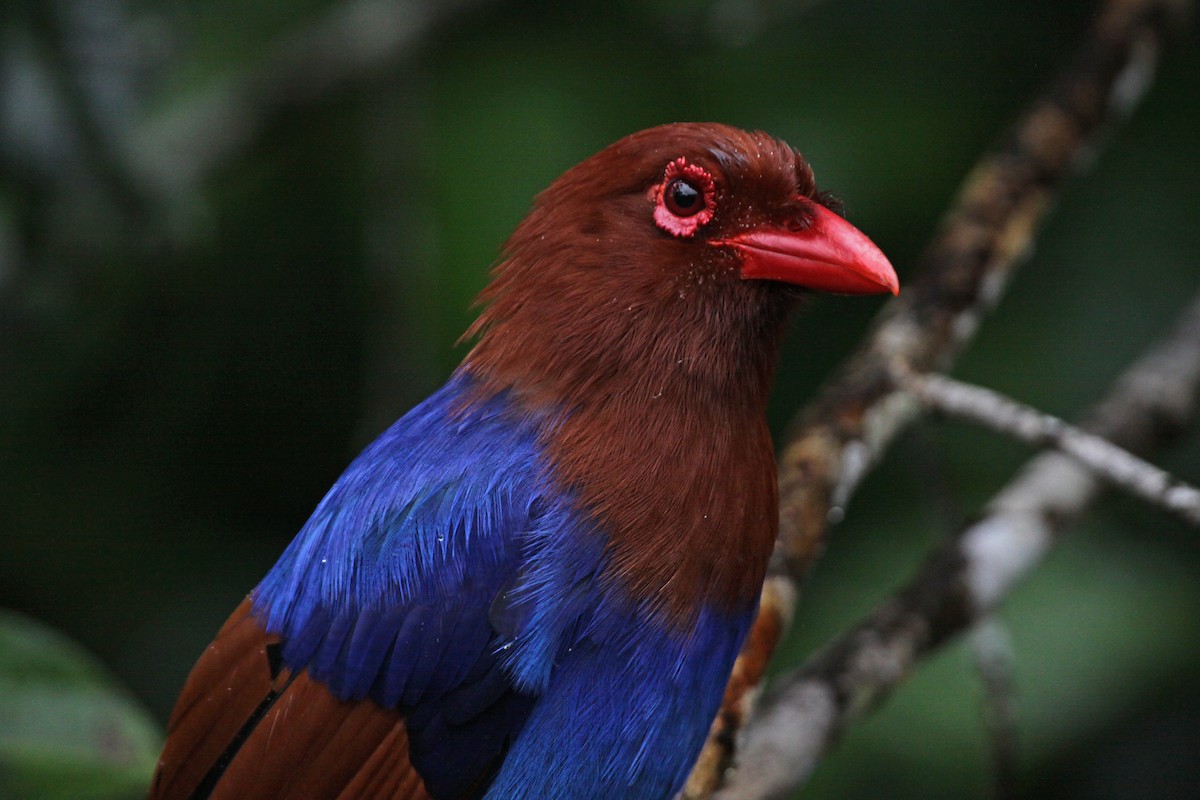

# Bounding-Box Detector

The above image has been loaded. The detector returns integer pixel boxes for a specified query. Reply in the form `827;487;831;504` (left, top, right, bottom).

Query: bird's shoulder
258;373;544;616
238;371;608;797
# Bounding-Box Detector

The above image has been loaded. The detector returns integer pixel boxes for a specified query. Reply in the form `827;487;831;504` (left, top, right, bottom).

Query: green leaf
0;611;163;800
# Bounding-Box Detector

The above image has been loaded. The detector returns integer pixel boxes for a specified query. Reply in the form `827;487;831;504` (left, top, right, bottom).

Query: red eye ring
653;158;716;238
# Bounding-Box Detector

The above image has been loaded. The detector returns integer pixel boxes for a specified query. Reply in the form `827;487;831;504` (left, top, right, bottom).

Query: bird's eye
664;179;703;217
653;158;716;238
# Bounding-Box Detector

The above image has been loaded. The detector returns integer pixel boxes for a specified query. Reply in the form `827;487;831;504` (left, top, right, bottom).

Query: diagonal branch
683;0;1191;795
773;0;1184;581
713;288;1200;800
900;368;1200;527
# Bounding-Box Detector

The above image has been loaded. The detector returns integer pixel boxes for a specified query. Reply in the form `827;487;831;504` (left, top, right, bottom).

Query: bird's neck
463;288;792;621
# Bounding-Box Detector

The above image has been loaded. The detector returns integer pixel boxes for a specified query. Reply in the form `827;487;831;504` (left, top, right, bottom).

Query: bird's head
463;123;897;405
639;126;896;296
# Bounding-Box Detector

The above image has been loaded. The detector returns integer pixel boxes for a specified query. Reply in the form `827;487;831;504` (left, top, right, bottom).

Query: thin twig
713;289;1200;800
901;369;1200;526
970;617;1020;800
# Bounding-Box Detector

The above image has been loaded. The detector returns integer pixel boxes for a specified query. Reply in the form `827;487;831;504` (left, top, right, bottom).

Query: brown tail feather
150;598;432;800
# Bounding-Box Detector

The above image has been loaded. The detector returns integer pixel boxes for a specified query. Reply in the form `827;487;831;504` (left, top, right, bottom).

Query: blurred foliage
0;611;161;799
0;0;1197;797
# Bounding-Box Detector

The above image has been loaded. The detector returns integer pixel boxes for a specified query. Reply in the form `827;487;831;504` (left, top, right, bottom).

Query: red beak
715;199;898;295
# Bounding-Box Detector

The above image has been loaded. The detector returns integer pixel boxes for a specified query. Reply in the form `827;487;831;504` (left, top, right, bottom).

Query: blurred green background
1;0;1198;797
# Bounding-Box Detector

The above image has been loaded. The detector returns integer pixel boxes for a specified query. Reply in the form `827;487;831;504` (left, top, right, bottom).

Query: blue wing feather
251;371;608;797
483;603;756;799
254;372;543;689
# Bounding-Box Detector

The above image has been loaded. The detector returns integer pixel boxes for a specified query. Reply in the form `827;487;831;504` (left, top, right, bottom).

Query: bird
149;122;897;800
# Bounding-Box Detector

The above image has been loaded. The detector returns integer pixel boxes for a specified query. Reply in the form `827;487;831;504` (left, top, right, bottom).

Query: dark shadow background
1;0;1198;796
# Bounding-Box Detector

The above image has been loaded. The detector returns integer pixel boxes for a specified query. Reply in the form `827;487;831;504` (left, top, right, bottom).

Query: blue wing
251;371;604;798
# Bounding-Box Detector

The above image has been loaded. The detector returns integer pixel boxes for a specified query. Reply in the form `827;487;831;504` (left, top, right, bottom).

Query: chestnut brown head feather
464;123;824;407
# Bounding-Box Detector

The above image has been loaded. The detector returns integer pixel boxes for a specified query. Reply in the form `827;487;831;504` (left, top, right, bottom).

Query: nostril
783;214;809;232
781;197;818;232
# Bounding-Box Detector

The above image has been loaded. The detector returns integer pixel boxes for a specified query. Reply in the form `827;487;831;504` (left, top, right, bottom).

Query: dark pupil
671;180;699;210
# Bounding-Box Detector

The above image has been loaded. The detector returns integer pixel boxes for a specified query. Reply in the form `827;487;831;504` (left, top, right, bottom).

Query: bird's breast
541;393;779;624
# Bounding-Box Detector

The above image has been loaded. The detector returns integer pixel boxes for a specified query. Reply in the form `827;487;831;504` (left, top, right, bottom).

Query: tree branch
900;368;1200;527
714;287;1200;800
683;0;1191;794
